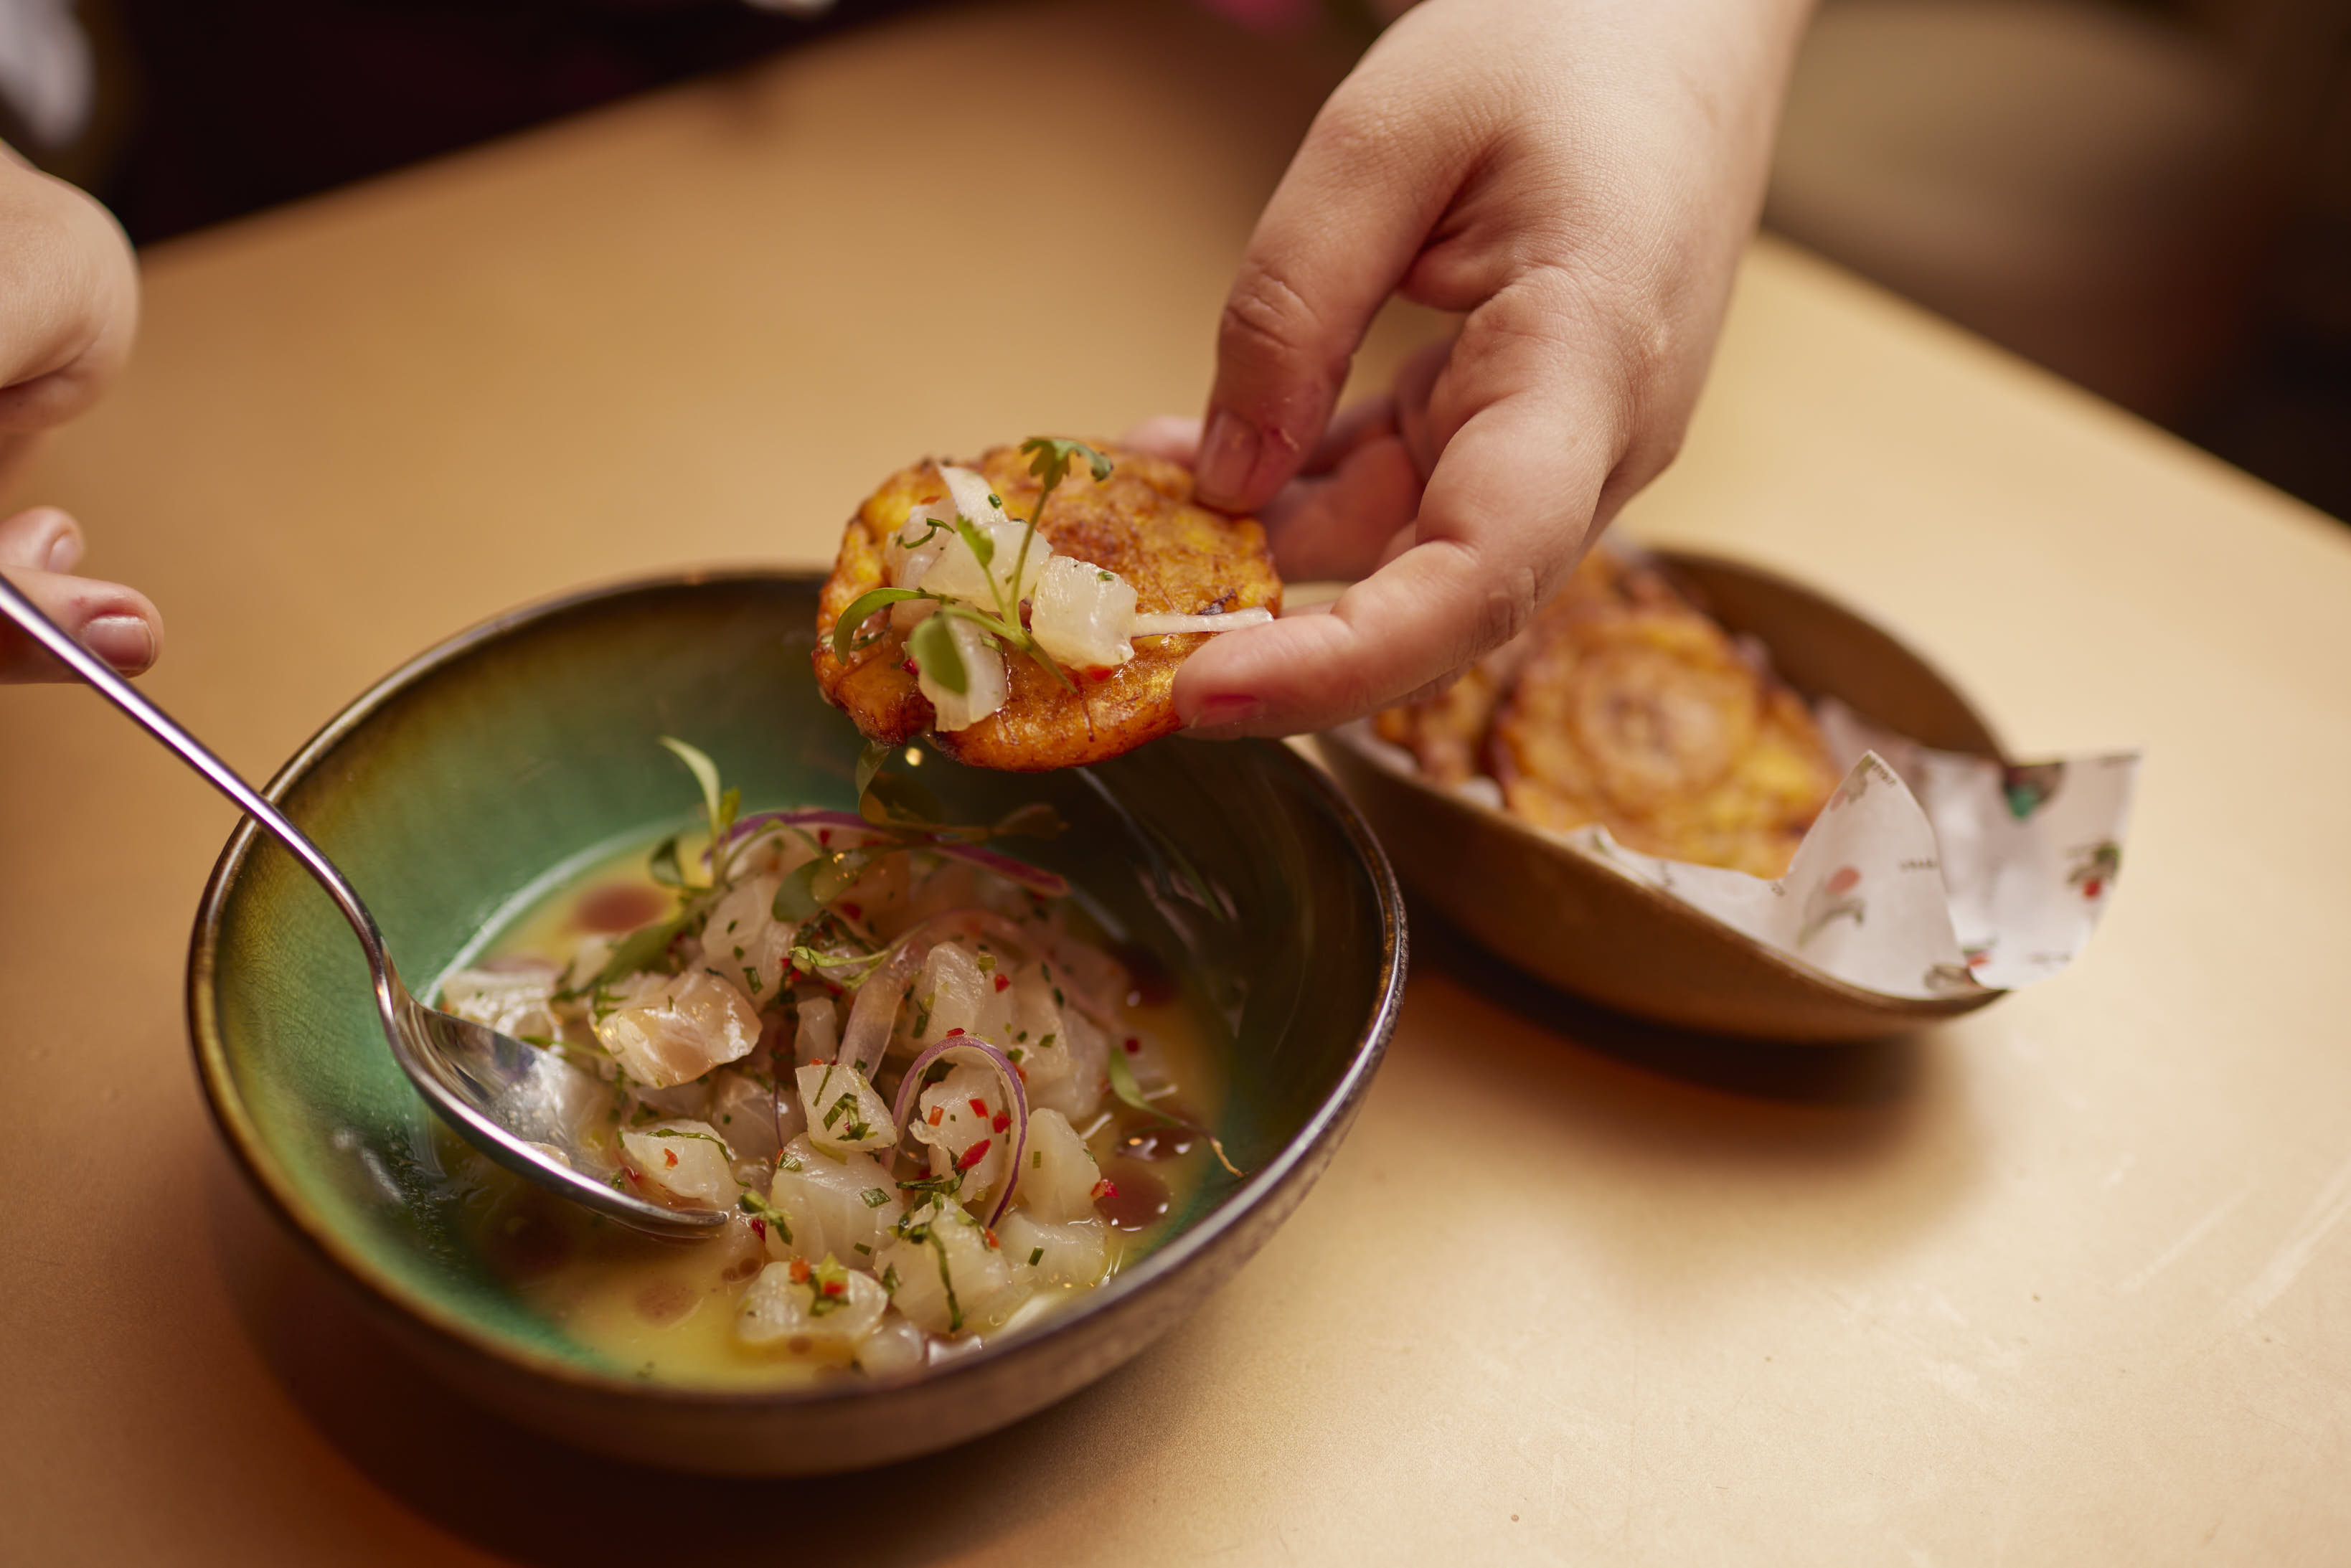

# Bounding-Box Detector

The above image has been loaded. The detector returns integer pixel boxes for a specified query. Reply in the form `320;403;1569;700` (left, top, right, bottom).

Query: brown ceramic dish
1316;549;2004;1042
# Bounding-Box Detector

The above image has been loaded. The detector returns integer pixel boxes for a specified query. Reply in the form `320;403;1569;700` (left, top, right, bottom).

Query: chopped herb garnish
738;1190;793;1246
859;1188;890;1209
1029;1246;1045;1267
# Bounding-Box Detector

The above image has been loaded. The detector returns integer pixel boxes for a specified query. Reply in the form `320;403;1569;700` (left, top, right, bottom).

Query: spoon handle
0;571;395;978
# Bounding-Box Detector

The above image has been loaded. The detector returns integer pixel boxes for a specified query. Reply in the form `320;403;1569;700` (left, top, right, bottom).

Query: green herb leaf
908;613;968;696
739;1190;793;1246
646;833;685;888
658;737;724;847
829;586;933;663
1019;436;1113;492
772;860;823;921
859;769;944;831
854;738;895;800
953;515;996;569
859;1187;890;1209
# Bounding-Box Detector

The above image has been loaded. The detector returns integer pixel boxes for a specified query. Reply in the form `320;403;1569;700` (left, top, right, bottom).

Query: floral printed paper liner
1339;699;2141;1001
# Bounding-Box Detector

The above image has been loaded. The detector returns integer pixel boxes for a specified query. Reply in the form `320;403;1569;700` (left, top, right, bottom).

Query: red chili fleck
818;828;833;846
821;1278;845;1297
1091;668;1113;683
749;1218;767;1240
841;902;863;921
946;1027;965;1037
663;1148;679;1168
1014;1064;1028;1082
991;1112;1010;1133
2083;878;2104;899
969;1097;990;1117
994;973;1011;993
621;1165;643;1185
928;1106;943;1126
1123;1036;1141;1054
1826;865;1862;895
1090;1179;1118;1201
984;1228;999;1250
900;658;918;674
957;1139;993;1171
789;1258;811;1283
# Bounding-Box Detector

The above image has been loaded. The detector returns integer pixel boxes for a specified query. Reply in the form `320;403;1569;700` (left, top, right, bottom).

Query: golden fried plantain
814;443;1281;772
1487;574;1839;879
1372;548;1648;787
1372;547;1837;877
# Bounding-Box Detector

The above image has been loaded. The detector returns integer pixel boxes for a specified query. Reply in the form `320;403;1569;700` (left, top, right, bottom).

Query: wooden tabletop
6;1;2348;1561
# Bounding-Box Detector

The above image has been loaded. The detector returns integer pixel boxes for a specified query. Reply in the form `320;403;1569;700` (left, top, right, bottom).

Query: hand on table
1134;0;1811;735
0;146;152;682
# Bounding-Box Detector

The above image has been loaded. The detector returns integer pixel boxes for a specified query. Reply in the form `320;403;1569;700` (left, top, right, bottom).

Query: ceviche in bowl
437;737;1244;1386
189;571;1402;1474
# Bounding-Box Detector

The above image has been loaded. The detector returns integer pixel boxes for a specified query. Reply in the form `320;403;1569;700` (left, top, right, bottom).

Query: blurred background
4;0;2345;519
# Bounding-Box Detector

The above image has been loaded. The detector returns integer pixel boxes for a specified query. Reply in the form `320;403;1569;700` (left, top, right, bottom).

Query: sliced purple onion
834;907;1044;1077
926;841;1069;899
725;809;1069;899
839;938;930;1080
727;808;870;844
889;1033;1030;1227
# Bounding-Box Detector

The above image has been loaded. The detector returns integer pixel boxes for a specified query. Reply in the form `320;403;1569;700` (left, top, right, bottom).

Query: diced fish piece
1030;554;1139;671
702;874;794;1003
765;1133;902;1263
593;969;760;1089
916;615;1009;732
705;1069;784;1165
875;1199;1012;1337
1012;1108;1098;1223
909;1062;1010;1205
996;1209;1108;1290
736;1259;887;1358
795;1061;895;1156
619;1119;736;1207
440;961;561;1043
854;1310;925;1377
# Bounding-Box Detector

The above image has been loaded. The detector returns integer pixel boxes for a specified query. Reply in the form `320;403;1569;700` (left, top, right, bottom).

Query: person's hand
1135;0;1811;734
0;146;151;681
1;506;159;679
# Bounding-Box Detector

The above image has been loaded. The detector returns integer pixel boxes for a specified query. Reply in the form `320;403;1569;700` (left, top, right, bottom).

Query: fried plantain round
813;443;1281;772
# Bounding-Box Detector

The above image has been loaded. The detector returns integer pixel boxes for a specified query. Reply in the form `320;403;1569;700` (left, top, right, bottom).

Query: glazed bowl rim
187;565;1408;1410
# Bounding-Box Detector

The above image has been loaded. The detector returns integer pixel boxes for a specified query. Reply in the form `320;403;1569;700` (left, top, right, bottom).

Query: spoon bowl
0;571;724;1238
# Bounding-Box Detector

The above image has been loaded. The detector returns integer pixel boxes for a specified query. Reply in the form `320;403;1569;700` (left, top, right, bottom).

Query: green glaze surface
190;573;1403;1437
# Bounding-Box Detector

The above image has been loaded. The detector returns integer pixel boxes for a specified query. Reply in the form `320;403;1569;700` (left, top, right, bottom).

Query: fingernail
43;529;81;573
81;614;154;674
1185;694;1262;733
1195;410;1261;509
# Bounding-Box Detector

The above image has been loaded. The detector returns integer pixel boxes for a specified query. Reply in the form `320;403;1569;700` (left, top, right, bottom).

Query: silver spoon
1;574;726;1238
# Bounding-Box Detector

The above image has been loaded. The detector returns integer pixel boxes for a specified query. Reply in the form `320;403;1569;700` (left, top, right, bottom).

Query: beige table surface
6;2;2350;1562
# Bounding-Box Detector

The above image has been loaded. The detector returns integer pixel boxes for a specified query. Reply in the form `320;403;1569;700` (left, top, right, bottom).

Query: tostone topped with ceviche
435;740;1230;1386
814;439;1281;771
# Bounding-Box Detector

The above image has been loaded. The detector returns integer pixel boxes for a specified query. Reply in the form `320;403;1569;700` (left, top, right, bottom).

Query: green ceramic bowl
189;570;1405;1475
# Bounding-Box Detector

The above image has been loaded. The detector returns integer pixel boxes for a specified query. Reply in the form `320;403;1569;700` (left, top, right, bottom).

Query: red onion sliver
928;841;1068;899
834;906;1043;1076
839;937;930;1080
727;808;871;844
890;1034;1030;1227
725;810;1068;898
